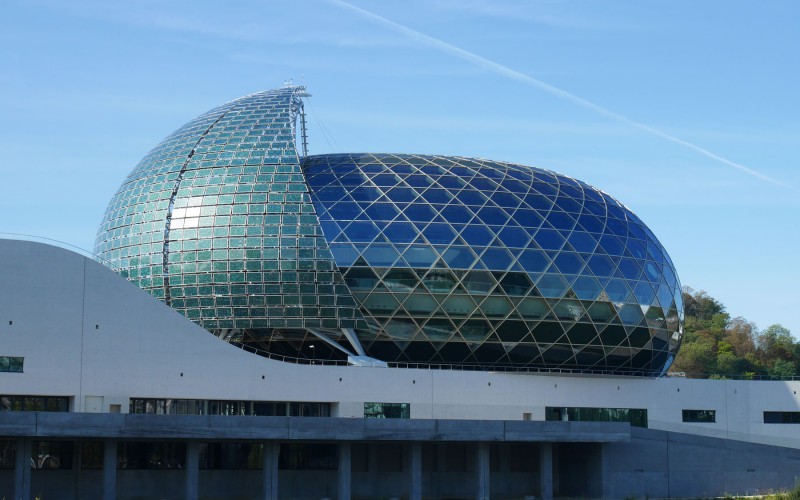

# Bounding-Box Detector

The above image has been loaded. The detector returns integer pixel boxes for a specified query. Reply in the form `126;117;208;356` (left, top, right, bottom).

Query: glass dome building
95;86;683;375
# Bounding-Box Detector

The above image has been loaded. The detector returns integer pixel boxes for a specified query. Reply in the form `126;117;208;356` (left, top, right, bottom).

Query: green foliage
671;288;798;379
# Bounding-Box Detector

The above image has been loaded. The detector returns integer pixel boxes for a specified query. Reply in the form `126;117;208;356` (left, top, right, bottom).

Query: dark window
764;411;800;424
546;407;648;428
0;396;69;412
683;409;716;423
364;402;410;419
0;440;15;469
129;399;330;417
0;357;23;373
200;443;263;469
31;441;73;469
117;442;185;469
279;443;337;470
80;441;104;470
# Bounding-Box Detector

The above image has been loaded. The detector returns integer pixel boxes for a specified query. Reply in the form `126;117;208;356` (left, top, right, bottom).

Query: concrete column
338;442;352;500
539;442;553;500
102;440;117;500
475;442;490;500
14;438;31;500
262;442;279;500
408;442;422;500
185;442;200;500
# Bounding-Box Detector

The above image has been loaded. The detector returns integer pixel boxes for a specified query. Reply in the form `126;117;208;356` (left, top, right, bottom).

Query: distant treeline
671;287;798;379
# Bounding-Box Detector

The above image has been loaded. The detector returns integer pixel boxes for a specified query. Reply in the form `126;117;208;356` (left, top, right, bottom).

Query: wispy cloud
429;0;640;31
326;0;799;193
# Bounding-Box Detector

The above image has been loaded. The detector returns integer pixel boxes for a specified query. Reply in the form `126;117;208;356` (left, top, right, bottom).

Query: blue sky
1;0;798;336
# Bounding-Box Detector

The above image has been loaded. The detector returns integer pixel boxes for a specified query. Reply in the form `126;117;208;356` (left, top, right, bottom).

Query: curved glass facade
95;87;683;375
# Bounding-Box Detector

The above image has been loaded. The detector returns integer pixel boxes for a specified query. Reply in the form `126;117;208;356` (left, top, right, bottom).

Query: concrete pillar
14;438;31;500
408;442;422;500
475;442;490;500
262;442;279;500
185;442;200;500
539;442;553;500
338;442;352;500
102;440;117;500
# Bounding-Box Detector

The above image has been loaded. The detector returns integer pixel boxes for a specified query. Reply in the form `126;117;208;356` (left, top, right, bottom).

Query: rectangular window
31;441;73;470
683;409;716;423
128;398;330;417
0;396;69;412
545;407;648;428
0;357;24;373
200;443;263;470
117;442;186;470
364;402;410;419
0;440;15;469
764;411;800;424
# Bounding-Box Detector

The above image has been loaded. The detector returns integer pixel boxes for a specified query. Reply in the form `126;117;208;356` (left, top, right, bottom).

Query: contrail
326;0;798;192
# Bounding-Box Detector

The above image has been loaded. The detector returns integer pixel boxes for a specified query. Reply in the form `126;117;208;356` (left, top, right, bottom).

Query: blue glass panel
546;211;576;231
315;185;348;202
633;282;656;305
534;229;565;250
456;190;487;206
383;222;419;243
618;304;644;325
480;248;513;271
362;244;401;267
330;244;360;267
604;279;631;303
618;258;642;280
568;232;597;253
386;187;417;203
553;252;584;274
518;249;550;273
420;188;452;204
644;262;661;282
350;186;382;203
372;173;400;187
572;276;602;300
627;240;647;260
442;247;477;269
319;220;342;241
497;226;529;248
329;202;362;221
587;254;615;277
440;205;474;224
343;221;380;242
511;208;542;227
477;206;508;225
404;203;437;223
403;246;438;267
600;235;625;256
537;274;568;298
365;203;400;221
491;192;521;209
577;214;604;233
423;223;457;245
461;225;494;246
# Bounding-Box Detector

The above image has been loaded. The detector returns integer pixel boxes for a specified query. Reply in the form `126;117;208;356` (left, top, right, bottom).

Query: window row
129;399;330;417
545;407;648;428
1;395;69;412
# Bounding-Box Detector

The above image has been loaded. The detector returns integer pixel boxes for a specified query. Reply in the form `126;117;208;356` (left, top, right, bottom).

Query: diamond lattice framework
94;87;683;376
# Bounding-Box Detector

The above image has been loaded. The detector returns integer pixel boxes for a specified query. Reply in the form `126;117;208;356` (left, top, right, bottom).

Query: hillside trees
670;288;798;379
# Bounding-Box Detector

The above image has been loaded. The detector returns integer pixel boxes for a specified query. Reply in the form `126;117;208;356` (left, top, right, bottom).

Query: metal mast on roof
287;81;312;158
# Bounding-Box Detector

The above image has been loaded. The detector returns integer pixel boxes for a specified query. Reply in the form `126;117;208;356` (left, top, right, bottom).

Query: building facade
2;86;799;499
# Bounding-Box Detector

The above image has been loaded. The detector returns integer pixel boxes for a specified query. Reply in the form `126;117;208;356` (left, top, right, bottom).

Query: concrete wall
603;427;800;499
2;239;800;450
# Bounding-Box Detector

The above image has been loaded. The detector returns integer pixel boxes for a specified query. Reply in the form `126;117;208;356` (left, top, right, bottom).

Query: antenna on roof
283;79;293;87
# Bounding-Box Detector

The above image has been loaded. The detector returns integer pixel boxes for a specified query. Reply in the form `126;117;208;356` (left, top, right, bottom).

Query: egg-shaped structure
95;86;683;375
